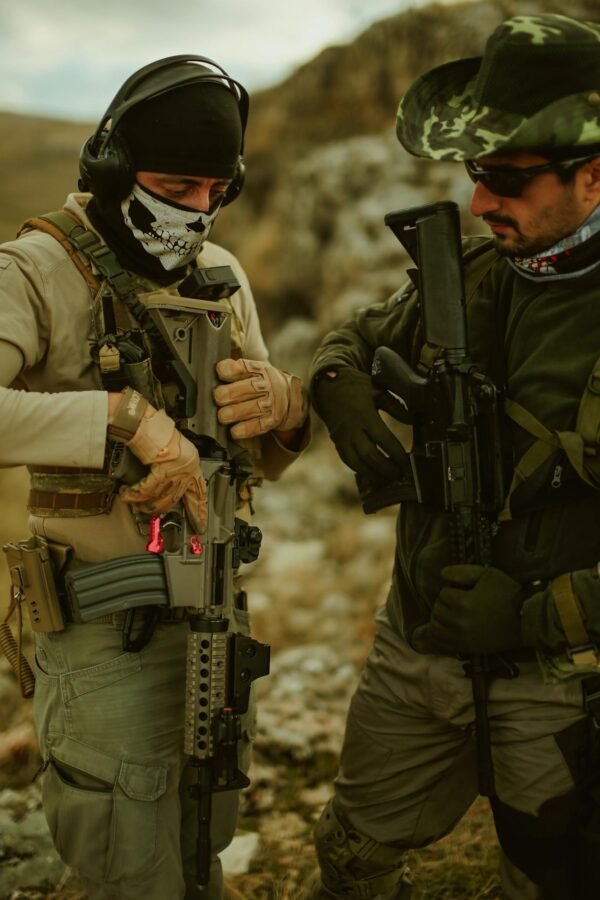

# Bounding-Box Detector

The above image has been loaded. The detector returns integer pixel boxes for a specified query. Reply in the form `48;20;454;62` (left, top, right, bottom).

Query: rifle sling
19;212;101;298
550;572;599;667
500;395;600;522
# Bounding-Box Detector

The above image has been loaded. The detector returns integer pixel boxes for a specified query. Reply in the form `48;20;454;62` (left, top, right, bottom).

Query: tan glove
112;395;207;534
213;358;308;440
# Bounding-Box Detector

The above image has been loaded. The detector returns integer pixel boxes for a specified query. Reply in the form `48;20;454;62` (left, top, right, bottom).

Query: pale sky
1;0;466;121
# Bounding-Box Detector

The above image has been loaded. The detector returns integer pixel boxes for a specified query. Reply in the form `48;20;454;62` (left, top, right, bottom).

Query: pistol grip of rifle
372;346;427;419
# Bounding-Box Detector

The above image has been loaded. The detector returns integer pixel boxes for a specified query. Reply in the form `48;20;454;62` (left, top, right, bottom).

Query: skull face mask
120;184;221;271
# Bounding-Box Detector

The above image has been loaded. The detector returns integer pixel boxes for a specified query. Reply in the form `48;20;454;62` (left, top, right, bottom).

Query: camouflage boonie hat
397;14;600;161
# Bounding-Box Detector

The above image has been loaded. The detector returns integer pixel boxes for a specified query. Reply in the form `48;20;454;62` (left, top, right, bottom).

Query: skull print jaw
121;184;220;270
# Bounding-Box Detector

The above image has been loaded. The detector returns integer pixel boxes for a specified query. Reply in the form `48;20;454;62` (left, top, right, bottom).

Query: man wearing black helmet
308;13;600;900
0;57;309;900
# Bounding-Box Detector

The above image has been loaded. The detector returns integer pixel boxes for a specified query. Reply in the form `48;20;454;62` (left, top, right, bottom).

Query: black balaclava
88;81;243;283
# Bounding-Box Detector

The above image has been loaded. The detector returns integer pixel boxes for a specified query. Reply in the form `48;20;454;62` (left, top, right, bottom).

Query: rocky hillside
1;0;599;349
220;0;600;349
0;113;89;241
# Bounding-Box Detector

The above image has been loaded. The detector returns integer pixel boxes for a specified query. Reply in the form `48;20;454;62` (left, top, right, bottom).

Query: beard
486;213;572;258
484;188;584;258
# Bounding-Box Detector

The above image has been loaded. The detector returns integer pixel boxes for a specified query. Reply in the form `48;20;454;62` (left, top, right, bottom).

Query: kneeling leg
311;798;412;900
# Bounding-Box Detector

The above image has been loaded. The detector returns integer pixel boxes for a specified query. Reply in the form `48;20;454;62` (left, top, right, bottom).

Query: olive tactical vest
18;210;257;519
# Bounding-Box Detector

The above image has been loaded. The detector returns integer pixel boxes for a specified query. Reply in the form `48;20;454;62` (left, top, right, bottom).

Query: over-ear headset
79;54;248;206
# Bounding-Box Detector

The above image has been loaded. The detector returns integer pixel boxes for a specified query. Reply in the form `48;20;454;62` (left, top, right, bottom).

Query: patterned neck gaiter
509;204;600;281
120;184;221;271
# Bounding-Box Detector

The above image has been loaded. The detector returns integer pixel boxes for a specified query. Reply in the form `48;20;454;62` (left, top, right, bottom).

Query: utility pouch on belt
63;554;169;623
3;536;65;633
1;535;68;698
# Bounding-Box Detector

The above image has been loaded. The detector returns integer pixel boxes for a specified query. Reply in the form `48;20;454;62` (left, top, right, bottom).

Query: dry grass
221;795;500;899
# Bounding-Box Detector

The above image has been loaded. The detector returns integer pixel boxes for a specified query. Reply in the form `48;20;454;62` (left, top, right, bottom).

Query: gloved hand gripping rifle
370;202;514;797
143;267;270;888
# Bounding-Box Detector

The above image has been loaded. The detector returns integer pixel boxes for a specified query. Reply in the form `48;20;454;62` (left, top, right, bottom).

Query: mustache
483;212;521;233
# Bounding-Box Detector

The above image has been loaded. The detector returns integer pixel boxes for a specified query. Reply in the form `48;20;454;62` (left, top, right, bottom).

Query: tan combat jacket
0;193;302;562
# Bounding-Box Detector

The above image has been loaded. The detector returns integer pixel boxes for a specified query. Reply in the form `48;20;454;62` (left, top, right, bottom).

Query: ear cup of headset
78;55;248;205
79;130;135;198
221;158;245;206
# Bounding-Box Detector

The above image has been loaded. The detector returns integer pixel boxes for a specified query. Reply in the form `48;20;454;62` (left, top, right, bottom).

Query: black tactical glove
411;564;528;655
313;367;408;482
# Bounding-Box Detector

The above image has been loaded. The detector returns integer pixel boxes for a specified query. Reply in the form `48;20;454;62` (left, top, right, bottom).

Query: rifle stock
384;203;468;354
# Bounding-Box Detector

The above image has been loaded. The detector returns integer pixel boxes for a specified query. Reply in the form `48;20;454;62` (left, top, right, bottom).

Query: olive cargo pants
32;610;254;900
320;606;589;900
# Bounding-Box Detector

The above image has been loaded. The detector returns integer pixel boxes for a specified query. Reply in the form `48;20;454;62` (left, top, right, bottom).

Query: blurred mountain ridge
0;0;597;354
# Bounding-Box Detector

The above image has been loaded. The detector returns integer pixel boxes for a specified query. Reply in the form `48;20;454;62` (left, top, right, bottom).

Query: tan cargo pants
32;608;254;900
330;606;588;900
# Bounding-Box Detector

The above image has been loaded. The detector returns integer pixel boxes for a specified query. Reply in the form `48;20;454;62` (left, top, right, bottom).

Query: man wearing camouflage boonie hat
308;13;600;900
398;14;600;162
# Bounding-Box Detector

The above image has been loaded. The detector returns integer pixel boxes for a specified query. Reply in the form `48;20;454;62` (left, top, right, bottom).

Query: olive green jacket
311;244;600;659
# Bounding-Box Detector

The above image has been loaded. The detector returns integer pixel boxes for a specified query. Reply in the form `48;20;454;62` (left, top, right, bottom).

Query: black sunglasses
464;156;593;198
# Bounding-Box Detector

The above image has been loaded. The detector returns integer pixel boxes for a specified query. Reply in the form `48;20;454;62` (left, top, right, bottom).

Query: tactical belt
29;489;115;515
28;467;115;517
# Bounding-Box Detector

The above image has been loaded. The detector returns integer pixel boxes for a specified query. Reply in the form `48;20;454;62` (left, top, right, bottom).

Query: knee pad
314;798;411;899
